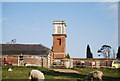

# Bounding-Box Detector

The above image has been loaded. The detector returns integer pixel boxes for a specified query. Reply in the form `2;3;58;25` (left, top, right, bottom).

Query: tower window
57;26;61;34
62;26;64;34
57;38;61;45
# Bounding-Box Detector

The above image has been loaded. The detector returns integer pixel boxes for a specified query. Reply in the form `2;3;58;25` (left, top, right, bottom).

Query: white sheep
29;70;45;81
8;68;12;71
85;70;103;81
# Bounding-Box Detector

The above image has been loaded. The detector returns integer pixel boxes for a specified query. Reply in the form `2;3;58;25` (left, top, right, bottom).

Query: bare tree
97;45;111;58
112;49;116;58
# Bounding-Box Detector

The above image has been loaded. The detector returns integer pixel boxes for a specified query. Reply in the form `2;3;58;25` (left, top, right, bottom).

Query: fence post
18;56;19;66
41;58;43;67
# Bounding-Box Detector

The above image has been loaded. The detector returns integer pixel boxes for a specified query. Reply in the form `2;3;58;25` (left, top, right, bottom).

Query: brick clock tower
52;21;67;59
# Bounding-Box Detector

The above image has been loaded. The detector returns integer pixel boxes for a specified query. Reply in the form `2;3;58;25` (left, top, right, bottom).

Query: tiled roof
1;44;50;56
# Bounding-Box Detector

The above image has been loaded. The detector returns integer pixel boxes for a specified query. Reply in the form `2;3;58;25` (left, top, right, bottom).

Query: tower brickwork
52;21;67;59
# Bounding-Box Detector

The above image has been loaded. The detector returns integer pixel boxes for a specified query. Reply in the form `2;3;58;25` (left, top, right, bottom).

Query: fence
23;56;49;68
50;58;118;68
51;59;73;68
73;59;116;68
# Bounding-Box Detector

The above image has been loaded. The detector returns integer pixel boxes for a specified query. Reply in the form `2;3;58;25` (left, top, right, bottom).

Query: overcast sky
1;2;118;58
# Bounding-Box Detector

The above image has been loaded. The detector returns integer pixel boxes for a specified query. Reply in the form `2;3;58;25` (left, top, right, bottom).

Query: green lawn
2;66;120;81
2;66;54;79
72;67;120;81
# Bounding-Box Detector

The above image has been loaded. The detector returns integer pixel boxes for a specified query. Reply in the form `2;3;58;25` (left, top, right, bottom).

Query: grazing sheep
85;70;103;81
29;70;45;81
8;68;12;71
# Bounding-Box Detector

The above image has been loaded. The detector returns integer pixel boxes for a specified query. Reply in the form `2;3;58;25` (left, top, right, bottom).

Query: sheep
29;70;45;81
85;70;103;81
8;68;12;71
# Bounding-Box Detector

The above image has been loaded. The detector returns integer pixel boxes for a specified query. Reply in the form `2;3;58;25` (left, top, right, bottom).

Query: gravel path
53;69;80;74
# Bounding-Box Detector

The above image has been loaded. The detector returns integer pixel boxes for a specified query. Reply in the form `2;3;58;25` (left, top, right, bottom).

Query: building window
57;38;61;45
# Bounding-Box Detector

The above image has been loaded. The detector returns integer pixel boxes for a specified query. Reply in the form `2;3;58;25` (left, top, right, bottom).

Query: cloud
107;3;118;18
17;25;39;31
99;2;118;17
32;27;39;31
109;3;118;10
0;18;10;21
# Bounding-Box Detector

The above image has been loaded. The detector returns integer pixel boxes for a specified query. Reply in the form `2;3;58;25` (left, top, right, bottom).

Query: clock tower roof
53;21;66;25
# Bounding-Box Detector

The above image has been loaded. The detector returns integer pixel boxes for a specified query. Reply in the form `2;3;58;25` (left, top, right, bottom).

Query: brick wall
1;55;49;68
53;54;65;59
7;56;18;66
0;56;18;66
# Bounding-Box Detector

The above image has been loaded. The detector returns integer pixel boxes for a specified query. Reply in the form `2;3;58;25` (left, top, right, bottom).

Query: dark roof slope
1;44;50;56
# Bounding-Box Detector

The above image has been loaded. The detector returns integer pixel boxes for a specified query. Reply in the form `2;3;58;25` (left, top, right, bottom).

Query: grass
2;65;120;81
2;66;54;79
72;67;120;81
